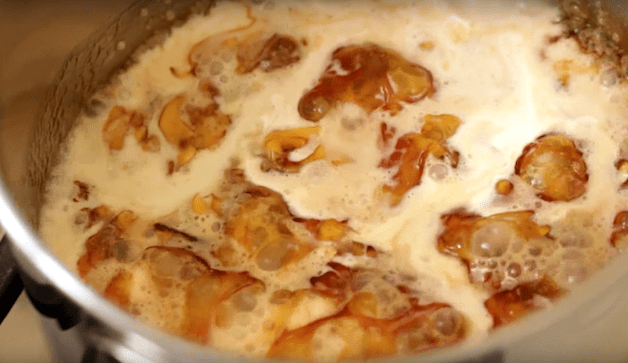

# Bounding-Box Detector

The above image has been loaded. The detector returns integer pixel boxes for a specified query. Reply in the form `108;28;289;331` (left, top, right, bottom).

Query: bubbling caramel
611;211;628;248
158;84;231;169
438;210;553;292
380;115;461;206
298;44;435;122
515;134;588;202
484;277;563;327
77;210;138;277
262;126;326;173
236;33;302;74
268;300;463;361
103;106;160;152
269;262;465;361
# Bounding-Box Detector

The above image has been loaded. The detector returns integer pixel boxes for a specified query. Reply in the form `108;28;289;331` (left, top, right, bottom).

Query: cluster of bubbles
468;215;610;292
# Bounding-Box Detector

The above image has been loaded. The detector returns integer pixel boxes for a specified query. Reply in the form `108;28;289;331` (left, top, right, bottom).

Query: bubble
471;222;512;258
565;265;588;285
210;61;224;75
428;164;448;180
510;239;524;253
507;262;522;277
528;246;542;256
232;291;258;311
74;211;87;225
299;96;331;121
601;68;619;87
524;259;536;271
558;230;592;248
140;8;149;17
255;243;287;271
562;249;583;260
165;10;176;21
431;308;461;336
117;41;127;51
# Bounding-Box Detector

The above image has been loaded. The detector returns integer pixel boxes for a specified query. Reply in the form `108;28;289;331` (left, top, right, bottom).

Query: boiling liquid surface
39;0;628;360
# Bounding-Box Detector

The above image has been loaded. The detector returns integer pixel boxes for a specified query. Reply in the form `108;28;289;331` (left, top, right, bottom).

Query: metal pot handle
0;234;24;325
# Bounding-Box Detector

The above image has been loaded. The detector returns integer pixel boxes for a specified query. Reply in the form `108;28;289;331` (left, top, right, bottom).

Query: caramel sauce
77;210;137;277
379;115;461;206
78;205;112;230
236;33;302;74
515;134;588;202
73;180;90;202
298;44;435;122
484;277;563;327
268;298;462;361
378;122;397;149
297;218;349;242
262;126;326;173
438;211;569;327
611;211;628;248
158;83;231;170
183;271;262;343
223;183;314;271
102;106;160;152
104;269;133;310
310;262;353;303
495;179;514;195
103;245;262;342
438;210;552;291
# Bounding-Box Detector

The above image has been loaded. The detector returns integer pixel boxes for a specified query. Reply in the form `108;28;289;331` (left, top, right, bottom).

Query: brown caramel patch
104;270;134;310
77;210;138;277
310;262;353;303
158;89;231;170
515;134;588;202
298;43;435;122
154;223;199;242
78;205;113;230
611;211;628;248
484;277;563;327
73;181;90;202
298;218;349;241
183;271;261;343
103;246;250;339
268;300;463;361
495;179;514;195
223;184;314;271
378;122;397;149
269;261;464;361
438;210;552;291
262;126;326;173
380;115;461;206
237;33;302;74
616;159;628;174
102;106;160;152
192;194;211;214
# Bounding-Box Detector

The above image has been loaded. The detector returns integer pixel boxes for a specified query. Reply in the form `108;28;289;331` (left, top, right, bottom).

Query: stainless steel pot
3;0;628;362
